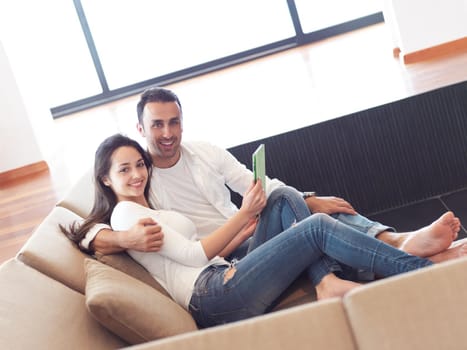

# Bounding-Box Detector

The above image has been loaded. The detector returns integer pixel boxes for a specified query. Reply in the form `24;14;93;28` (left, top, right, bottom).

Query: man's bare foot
399;211;460;257
315;273;362;300
428;238;467;263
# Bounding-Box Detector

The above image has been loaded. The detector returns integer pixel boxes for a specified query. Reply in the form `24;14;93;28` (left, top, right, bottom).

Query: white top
82;141;285;247
111;201;228;309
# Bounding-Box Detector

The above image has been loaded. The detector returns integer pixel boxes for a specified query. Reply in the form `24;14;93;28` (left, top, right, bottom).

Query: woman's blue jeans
189;210;432;328
228;186;394;285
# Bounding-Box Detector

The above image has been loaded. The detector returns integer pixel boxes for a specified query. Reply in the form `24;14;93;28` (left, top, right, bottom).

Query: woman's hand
240;180;267;218
201;180;265;259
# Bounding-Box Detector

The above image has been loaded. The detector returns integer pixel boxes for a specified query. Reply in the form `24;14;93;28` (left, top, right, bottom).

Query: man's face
137;101;183;168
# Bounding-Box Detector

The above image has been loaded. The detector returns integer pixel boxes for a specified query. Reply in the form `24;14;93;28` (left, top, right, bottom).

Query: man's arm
90;217;164;255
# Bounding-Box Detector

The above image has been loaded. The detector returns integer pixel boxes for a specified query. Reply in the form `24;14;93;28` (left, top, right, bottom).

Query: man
82;87;461;299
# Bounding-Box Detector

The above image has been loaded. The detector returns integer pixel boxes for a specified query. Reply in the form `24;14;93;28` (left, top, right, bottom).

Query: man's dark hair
136;87;182;124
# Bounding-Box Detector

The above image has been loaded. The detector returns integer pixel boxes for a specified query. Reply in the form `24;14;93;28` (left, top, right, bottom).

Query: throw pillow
84;258;197;344
95;251;170;298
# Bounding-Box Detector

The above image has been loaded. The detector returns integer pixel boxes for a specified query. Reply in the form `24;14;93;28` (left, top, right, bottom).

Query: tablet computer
252;144;266;192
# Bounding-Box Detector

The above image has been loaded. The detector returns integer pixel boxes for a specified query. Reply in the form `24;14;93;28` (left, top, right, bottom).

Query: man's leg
334;211;461;257
247;186;345;286
247;186;310;252
227;186;313;259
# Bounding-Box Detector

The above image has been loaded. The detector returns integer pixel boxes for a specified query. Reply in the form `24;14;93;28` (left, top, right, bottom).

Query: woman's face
103;146;149;205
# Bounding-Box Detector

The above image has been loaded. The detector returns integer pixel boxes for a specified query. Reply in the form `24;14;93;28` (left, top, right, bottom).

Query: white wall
0;40;44;173
0;0;59;174
385;0;467;54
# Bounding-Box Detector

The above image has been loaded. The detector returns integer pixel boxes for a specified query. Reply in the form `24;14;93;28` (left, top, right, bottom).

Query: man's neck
152;151;181;169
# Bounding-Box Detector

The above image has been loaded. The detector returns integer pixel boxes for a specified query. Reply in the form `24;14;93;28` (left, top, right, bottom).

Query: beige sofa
2;168;467;350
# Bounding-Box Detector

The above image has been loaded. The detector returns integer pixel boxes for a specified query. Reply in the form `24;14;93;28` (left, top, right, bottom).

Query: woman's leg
246;188;400;285
189;213;434;328
324;213;393;283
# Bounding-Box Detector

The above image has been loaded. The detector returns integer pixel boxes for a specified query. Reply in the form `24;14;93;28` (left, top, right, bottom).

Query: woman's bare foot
428;238;467;263
315;273;362;300
399;211;460;257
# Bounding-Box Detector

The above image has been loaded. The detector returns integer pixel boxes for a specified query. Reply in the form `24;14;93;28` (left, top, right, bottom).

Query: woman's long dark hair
60;134;153;253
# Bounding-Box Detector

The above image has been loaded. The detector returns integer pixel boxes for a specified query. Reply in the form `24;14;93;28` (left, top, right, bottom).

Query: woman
62;134;466;328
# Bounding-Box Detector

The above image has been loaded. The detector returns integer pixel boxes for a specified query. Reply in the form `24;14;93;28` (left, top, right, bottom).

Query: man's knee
269;186;301;202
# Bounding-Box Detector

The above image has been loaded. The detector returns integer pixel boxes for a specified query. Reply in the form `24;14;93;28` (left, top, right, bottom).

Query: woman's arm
200;180;266;259
216;218;257;258
111;181;265;265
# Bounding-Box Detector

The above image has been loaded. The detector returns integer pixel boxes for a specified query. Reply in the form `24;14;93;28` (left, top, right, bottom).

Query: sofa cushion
96;251;171;298
126;298;356;350
96;252;316;312
344;257;467;350
0;259;126;350
84;258;197;345
17;206;90;293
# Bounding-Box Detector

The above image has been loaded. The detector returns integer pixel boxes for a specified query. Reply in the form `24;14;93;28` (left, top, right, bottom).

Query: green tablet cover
252;144;266;192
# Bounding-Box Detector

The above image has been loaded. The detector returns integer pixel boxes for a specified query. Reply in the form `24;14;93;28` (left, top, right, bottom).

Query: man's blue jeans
189;210;432;328
228;186;394;285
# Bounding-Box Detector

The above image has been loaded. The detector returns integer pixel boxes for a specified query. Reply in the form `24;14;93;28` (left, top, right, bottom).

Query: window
295;0;382;33
81;0;295;89
0;0;383;117
0;0;102;107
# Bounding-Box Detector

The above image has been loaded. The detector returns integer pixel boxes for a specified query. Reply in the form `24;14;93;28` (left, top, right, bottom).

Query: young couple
62;87;467;328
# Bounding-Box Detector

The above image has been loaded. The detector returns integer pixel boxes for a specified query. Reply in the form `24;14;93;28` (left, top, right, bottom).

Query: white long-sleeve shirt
111;201;228;309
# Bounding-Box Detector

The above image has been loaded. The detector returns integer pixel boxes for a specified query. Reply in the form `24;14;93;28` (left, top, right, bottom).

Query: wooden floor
1;23;467;264
0;172;59;263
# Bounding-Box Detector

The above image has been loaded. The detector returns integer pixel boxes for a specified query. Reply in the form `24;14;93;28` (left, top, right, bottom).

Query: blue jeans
228;186;394;285
189;212;432;328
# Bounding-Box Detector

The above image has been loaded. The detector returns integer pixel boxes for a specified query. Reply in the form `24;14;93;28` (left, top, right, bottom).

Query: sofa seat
0;259;126;350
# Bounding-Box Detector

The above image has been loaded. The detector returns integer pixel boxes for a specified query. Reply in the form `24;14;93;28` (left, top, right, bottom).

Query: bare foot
400;212;460;257
315;273;362;300
428;238;467;263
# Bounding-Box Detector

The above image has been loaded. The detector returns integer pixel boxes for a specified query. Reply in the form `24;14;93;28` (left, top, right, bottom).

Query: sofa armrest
0;259;126;350
17;206;90;293
123;299;356;350
344;257;467;350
